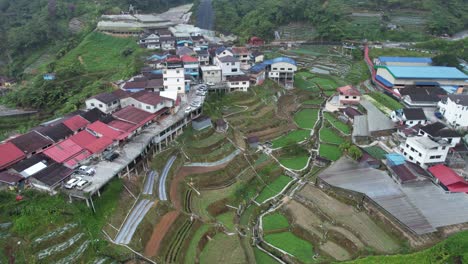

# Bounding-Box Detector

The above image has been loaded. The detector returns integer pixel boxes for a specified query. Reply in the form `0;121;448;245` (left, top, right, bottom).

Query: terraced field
319;144;342;161
294;109;320;130
272;129;310;148
320;126;346;145
255;175;293;203
323;112;351;134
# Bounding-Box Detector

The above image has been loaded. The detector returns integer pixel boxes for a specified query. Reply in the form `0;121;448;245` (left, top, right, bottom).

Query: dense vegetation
212;0;468;42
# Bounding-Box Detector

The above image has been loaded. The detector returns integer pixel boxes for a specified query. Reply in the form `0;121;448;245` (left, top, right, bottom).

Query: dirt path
144;211;179;257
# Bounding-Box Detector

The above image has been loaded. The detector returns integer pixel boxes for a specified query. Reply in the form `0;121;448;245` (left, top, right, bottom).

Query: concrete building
139;33;160;49
200;66;222;84
250;57;297;89
231;47;250;65
214;55;241;79
120;91;174;114
375;66;467;89
438;94;468;129
226;75;250;92
390;108;427;127
196;50;210;66
160;37;176;50
376;57;432;67
181;55;200;79
85;92;121;113
163;68;185;93
401;136;451;168
337;85;361;105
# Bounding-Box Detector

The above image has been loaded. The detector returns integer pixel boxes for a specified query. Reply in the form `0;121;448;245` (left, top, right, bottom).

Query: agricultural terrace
367;92;404;111
272;130;310;149
264;232;315;264
263;212;290;231
320;127;346;145
199;233;247;264
323;112;351;134
294;109;319;130
255;175;293;203
319;144;342;161
253;248;278;264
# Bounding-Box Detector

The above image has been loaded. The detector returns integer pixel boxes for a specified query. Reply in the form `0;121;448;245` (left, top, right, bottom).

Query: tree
432;54;460;69
348;146;363;160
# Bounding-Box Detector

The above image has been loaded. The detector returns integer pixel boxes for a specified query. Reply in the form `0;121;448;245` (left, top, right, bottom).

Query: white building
200;66;222;84
438;94;468;129
120;91;173;114
226;75;250;92
85;92;121;114
139;33;160;49
163;68;186;93
337;85;361;106
232;47;250;65
196;50;210;66
269;59;297;89
391;108;427;127
214;56;241;79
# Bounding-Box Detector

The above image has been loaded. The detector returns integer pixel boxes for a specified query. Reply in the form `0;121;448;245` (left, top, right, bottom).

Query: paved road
196;0;214;30
159;156;177;201
143;170;157;195
115;199;154;244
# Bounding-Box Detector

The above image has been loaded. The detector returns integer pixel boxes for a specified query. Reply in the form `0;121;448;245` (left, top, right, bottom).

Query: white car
185;106;192;114
64;177;82;189
77;166;95;176
196;91;206;96
76;179;90;190
206;82;215;86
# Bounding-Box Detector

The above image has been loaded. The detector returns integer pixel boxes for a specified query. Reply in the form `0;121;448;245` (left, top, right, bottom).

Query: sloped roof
92;92;119;104
85;136;113;154
403;108;427;120
34;123;73;142
420;122;460;138
218;55;238;63
131;91;163;105
62;115;90;132
0;171;23;185
32;163;73;187
43;139;84;163
87;121;123;140
231;47;249;54
390;164;418;183
123;81;147;90
250;57;297;73
107;120;136;132
11;154;50;174
80;108;107;123
428;164;465;186
113;106;155;125
0;142;26;170
181;55;198;63
383;66;467;80
337;85;361;96
378;57;432;64
9;131;54;155
448;94;468;107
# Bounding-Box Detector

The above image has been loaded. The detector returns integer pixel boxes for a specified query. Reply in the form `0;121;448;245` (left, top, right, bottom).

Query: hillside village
1;1;468;264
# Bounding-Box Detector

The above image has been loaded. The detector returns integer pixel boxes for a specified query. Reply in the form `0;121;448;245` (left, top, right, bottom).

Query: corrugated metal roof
87;121;123;140
70;131;98;149
378;57;432;63
62;115;90;132
250;57;297;73
0;142;26;170
43;139;84;163
385;66;467;80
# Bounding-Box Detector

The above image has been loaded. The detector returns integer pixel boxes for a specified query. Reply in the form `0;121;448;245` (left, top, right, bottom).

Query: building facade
438;94;468;129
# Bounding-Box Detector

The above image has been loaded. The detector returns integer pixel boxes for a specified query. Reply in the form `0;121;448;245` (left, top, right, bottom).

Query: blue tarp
440;85;458;94
386;153;406;167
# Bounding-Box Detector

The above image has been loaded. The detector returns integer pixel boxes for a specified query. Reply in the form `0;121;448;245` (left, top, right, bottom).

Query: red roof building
87;121;125;140
43;139;86;163
70;131;98;149
62;115;90;132
181;55;199;63
248;36;264;46
85;137;113;154
107;120;136;133
0;142;26;170
428;164;468;192
113;106;156;127
337;85;361;96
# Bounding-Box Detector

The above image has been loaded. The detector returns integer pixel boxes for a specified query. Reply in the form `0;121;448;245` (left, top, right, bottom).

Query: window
280;68;285;70
176;70;180;74
273;68;278;70
163;70;167;74
164;78;167;81
288;68;292;70
242;82;246;84
91;103;95;107
345;96;349;99
232;69;238;72
178;87;181;90
406;144;409;148
418;153;422;157
99;104;103;108
352;96;357;99
177;79;180;82
146;106;151;110
409;156;414;160
442;146;446;150
430;155;442;159
107;103;111;107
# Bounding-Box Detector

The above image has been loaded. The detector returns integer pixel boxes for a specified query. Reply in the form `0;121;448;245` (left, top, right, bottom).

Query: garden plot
319;144;342;161
323;112;351;134
255;175;293;204
303;98;324;105
262;213;290;232
320;126;346;145
199;233;248;264
272;130;310;148
264;232;315;264
294;109;319;130
279;154;310;171
253;248;278;264
363;146;388;160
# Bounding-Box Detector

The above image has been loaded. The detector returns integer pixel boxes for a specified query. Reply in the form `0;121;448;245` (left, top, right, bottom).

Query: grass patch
272;130;310;148
216;212;235;231
320;127;345;145
368;48;431;59
253;248;278;264
323;112;351;134
303;99;324;105
264;232;315;263
199;233;246;264
294;109;319;130
255;175;292;203
314;77;337;90
368;92;403;111
295;72;320;91
319;144;342;161
184;224;210;264
279;154;309;171
262;213;289;231
346;60;371;85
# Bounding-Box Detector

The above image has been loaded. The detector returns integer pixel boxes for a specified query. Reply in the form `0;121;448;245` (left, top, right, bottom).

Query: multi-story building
214;56;241;79
200;66;222;84
163;61;186;93
391;108;427;127
181;55;200;80
196;50;210;66
438;94;468;129
337;85;361;105
226;75;250;92
232;47;250;65
139;33;160;49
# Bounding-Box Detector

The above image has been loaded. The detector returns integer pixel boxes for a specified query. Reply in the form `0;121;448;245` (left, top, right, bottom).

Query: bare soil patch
144;211;179;257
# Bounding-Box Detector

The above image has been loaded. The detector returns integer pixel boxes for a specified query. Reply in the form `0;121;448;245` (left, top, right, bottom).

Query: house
120;91;173;114
391;108;427;127
122;81;147;92
160;36;176;50
0;142;26;170
9;131;54;157
87;121;126;141
177;39;193;47
181;55;200;79
145;78;164;92
358;153;380;169
215;47;234;58
342;107;362;122
251;51;264;63
163;67;186;93
337;85;361;105
248;36;264;46
62;115;90;133
0;171;24;190
250;57;297;89
191;35;208;49
200;65;222;84
226;75;250;92
10;154;51;178
376;57;433;67
139;33;160;49
375;66;467;89
248;67;266;86
418;122;461;147
438;94;468;129
69;130;114;156
112;106;157;133
192;116;212;131
85;92;121;113
215;119;228;133
387;162;430;184
196;50;210;66
43;139;92;168
399;85;447;107
80;107;112;123
428;164;468;193
34;123;74;142
30;163;74;192
176;46;196;57
247;136;260;148
231;47;250;65
215;55;241;79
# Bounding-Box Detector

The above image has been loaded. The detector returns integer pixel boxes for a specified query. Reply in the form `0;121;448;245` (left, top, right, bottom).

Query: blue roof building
248;57;297;89
378;57;432;66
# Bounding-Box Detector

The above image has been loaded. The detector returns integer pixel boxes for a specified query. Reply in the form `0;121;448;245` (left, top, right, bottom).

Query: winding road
196;0;214;30
159;156;177;201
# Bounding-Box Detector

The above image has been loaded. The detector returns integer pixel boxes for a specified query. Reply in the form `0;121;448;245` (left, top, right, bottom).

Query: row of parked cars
64;166;96;190
185;84;208;114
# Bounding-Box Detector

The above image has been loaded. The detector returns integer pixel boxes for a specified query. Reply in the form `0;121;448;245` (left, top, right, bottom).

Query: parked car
76;166;96;176
196;91;206;96
190;101;201;107
76;179;90;190
434;111;443;119
104;152;119;162
185;106;192;114
206;82;215;86
64;177;82;189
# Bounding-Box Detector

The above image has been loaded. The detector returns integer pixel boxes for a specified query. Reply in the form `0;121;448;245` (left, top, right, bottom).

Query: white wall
401;137;449;167
227;80;250;92
338;95;360;104
214;58;241;78
85;98;119;113
270;62;297;73
202;69;222;84
439;98;468;128
163;68;185;93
